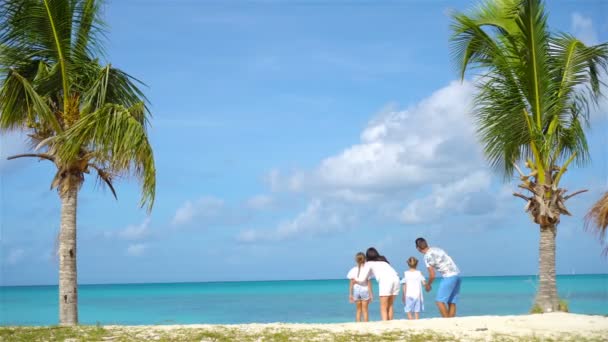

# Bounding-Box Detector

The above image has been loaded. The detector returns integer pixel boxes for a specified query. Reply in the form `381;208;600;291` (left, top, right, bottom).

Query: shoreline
3;313;607;341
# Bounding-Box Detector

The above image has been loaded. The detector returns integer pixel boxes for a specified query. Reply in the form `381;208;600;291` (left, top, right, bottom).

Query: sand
105;313;608;340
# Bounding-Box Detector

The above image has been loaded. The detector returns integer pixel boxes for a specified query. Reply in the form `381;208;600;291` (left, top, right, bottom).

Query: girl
401;257;426;320
355;247;400;321
347;252;373;322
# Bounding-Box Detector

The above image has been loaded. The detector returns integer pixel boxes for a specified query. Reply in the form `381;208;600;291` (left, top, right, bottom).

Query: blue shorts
404;296;424;313
436;276;461;304
353;284;370;301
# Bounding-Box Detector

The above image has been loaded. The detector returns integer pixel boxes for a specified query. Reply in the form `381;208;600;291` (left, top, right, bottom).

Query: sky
1;0;608;286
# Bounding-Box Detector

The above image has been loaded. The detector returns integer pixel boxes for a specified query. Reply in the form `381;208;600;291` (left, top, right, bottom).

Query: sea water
1;274;606;325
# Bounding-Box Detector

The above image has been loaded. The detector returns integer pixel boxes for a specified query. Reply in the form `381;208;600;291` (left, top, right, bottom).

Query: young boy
415;237;461;318
401;257;426;320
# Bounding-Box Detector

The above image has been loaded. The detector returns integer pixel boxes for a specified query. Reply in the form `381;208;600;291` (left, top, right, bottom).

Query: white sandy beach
105;313;608;340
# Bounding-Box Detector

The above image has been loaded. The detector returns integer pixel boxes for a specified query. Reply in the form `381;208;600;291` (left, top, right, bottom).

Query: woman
355;247;400;320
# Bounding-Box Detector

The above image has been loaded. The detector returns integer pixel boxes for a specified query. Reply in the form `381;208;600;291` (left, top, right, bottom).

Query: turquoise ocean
1;274;606;326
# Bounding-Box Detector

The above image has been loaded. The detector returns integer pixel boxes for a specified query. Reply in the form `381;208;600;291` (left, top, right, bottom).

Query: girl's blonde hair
355;252;366;277
407;256;418;268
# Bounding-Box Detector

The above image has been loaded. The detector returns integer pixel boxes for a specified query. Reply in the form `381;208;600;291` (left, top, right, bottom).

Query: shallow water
1;274;606;325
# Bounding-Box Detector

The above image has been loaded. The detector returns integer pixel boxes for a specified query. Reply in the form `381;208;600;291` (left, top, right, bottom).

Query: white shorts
378;276;400;296
353;284;370;301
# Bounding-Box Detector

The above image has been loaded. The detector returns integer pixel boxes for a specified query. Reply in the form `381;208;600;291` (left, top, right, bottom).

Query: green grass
0;326;107;342
0;326;605;342
530;298;570;314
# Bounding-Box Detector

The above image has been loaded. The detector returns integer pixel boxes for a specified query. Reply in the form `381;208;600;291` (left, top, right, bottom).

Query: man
415;237;461;318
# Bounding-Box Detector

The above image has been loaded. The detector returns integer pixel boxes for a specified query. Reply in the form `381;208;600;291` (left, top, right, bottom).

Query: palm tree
586;192;608;253
0;0;155;325
450;0;608;312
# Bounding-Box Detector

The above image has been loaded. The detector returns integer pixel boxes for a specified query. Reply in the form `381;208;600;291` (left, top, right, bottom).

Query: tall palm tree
0;0;155;325
450;0;608;312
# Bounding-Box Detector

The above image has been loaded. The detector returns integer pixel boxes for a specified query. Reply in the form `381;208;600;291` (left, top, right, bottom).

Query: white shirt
355;261;398;283
424;247;460;277
347;266;371;286
400;270;425;298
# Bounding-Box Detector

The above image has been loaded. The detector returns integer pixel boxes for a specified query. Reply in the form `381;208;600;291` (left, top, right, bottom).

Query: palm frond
0;69;62;132
585;192;608;252
72;0;106;58
89;163;117;199
81;64;149;117
449;0;606;183
58;103;155;211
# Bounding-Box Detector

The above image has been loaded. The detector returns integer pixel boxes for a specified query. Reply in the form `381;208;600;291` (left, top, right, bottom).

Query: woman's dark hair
366;247;389;264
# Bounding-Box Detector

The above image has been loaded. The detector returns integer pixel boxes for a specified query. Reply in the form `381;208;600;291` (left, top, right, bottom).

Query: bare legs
387;295;395;320
379;295;397;321
355;300;370;322
436;302;457;318
361;300;370;322
406;311;420;320
448;303;456;317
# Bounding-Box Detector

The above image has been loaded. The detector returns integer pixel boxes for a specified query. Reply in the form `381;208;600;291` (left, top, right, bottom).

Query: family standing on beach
347;237;461;322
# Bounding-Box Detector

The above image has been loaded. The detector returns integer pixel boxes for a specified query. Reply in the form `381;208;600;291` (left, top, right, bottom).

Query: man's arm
425;267;435;292
401;283;407;303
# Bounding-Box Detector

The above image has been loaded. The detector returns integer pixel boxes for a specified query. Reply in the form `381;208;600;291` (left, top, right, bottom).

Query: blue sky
1;0;608;286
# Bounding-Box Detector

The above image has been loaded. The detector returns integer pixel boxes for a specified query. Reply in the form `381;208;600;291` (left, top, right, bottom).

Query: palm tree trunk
58;184;78;325
536;223;558;312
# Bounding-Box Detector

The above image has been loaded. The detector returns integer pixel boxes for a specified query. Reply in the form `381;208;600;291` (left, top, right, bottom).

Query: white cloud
571;13;598;45
4;248;26;265
400;171;494;224
126;243;147;257
118;218;151;240
103;218;151;240
248;80;503;239
237;199;356;242
171;196;225;226
246;194;274;210
270;80;482;200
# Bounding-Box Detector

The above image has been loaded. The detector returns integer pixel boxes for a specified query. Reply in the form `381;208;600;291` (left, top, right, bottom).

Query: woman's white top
355;260;398;283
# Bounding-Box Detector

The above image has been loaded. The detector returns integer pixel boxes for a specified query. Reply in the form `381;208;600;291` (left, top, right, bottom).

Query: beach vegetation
450;0;608;313
0;325;606;342
0;0;155;326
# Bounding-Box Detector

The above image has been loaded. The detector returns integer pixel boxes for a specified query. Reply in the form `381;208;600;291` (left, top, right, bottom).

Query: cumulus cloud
171;196;251;228
247;79;509;242
571;13;598;46
400;171;494;224
237;199;357;242
270;80;482;199
171;196;225;226
243;80;508;241
118;218;151;240
126;243;147;257
104;218;151;240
